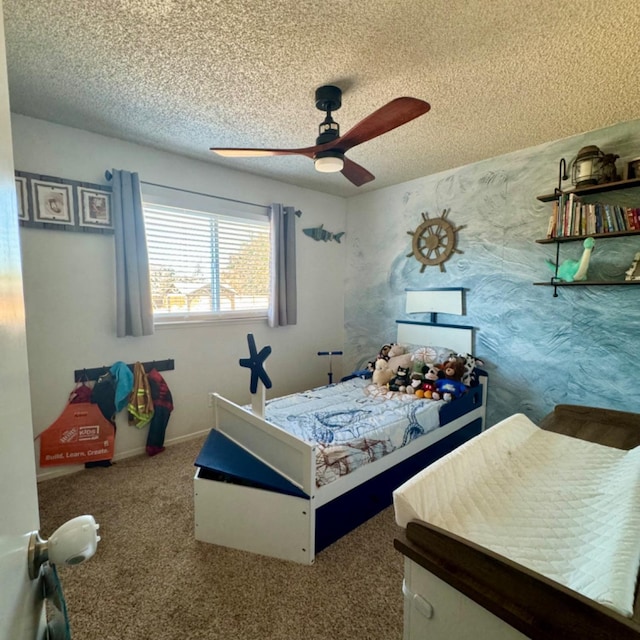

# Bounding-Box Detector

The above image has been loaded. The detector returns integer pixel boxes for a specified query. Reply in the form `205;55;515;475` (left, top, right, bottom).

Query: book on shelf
565;192;575;237
604;204;614;233
626;208;635;230
595;204;603;234
587;203;596;235
546;198;640;239
571;198;581;236
546;200;558;238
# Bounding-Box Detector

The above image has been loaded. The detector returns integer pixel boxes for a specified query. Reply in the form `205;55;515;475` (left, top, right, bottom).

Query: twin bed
194;288;488;564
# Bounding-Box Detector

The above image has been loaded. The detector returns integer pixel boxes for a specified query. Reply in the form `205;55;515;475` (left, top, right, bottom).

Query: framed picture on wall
626;157;640;180
15;176;28;220
78;187;112;229
31;179;74;225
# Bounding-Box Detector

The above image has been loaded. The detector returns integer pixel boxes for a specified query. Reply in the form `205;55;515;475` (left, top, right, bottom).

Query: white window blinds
143;202;270;322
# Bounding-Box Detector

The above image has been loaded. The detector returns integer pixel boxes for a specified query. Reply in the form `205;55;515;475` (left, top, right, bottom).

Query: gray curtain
111;169;154;337
268;203;297;327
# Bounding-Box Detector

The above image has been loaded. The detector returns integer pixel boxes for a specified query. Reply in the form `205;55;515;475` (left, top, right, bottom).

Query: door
0;2;45;637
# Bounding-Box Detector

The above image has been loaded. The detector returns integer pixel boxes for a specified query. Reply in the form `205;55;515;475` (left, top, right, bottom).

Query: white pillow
406;344;455;366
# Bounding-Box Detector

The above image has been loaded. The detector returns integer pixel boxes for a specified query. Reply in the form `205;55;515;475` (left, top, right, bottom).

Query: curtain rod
142;180;270;210
104;171;269;210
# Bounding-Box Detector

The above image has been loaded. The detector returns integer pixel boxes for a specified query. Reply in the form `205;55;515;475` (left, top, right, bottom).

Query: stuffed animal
372;358;394;386
432;378;467;402
439;356;465;382
546;237;595;282
386;344;412;373
407;371;424;395
368;343;412;374
378;344;393;361
456;353;485;386
367;343;396;372
388;366;411;392
421;364;441;399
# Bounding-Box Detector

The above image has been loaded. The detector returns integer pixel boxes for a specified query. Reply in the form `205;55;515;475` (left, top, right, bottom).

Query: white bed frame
194;288;486;564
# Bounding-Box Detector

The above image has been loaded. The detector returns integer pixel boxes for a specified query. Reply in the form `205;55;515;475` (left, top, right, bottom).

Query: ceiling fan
209;85;430;187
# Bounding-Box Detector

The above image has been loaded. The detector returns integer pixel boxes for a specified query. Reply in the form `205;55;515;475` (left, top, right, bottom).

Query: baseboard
36;428;211;482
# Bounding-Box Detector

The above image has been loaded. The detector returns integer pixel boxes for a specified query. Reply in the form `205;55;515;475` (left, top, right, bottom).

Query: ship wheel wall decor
406;209;465;273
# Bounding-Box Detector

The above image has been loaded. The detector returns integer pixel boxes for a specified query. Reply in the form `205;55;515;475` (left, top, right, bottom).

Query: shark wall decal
303;224;345;243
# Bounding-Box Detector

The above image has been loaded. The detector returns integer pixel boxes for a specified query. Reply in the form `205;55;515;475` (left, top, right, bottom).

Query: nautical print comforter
262;377;443;487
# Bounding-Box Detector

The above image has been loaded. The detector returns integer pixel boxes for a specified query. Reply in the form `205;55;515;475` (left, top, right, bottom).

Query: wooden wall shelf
533;280;639;287
536;174;640;295
537;178;640;202
536;229;640;244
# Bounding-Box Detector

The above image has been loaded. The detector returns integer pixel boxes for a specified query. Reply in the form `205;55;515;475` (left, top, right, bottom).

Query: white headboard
396;320;473;355
399;287;474;354
405;287;464;316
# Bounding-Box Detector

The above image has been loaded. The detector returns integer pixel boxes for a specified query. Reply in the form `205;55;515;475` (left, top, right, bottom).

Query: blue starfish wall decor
239;333;273;394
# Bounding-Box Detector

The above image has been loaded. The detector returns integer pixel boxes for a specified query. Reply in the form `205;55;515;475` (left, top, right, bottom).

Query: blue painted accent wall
346;120;640;427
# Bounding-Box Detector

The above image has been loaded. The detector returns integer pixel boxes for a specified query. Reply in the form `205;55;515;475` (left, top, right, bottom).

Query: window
143;201;270;323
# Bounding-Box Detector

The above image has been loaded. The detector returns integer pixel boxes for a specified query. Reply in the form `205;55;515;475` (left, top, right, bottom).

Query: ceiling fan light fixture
314;151;344;173
209;86;430;186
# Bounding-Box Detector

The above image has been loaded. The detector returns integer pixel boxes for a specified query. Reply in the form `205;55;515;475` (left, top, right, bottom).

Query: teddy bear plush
372;358;394;386
439;356;465;382
367;343;413;375
386;344;412;373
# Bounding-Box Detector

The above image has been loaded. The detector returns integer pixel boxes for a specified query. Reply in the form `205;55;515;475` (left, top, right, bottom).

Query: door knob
27;514;100;579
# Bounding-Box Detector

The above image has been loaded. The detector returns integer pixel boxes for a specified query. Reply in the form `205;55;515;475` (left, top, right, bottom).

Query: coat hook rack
74;358;175;383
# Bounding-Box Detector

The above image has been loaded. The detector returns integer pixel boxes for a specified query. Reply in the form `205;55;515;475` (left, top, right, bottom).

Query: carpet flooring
37;435;405;640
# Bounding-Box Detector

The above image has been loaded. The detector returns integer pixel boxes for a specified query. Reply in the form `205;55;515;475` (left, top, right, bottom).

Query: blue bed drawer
315;418;483;552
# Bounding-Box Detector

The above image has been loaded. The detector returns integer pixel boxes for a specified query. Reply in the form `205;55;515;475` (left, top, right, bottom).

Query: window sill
154;312;268;329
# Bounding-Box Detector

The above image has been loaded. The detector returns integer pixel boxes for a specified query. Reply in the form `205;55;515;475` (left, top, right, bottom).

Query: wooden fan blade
341;157;375;187
335;97;430;152
210;147;315;158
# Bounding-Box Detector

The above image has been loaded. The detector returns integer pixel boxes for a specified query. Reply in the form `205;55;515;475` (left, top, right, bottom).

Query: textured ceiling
4;1;640;197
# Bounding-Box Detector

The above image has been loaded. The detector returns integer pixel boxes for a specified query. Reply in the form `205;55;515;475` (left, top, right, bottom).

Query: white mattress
393;413;640;617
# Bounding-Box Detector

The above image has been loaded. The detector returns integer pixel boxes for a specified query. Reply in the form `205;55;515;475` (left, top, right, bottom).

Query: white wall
11;114;347;479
